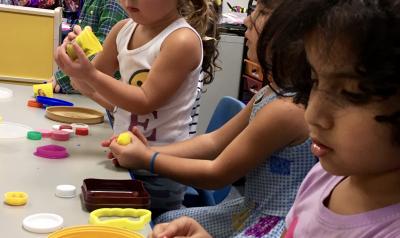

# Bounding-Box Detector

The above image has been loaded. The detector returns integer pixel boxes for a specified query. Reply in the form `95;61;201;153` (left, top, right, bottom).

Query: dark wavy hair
178;0;220;84
257;0;400;143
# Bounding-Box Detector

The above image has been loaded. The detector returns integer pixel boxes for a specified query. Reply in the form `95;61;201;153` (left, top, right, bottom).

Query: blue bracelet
150;152;159;174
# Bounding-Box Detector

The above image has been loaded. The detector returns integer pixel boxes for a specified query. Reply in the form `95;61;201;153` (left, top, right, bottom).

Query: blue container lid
36;96;74;107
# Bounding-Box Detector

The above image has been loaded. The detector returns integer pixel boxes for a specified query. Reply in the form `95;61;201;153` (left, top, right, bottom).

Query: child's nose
244;15;251;29
305;93;334;131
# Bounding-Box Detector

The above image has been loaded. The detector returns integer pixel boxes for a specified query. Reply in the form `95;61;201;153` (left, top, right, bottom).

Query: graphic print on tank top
127;69;158;141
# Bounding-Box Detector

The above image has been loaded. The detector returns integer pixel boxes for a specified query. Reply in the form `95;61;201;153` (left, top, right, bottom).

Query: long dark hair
257;0;400;143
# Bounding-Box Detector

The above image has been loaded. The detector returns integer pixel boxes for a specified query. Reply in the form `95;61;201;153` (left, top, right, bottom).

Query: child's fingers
131;126;148;145
65;31;77;44
72;24;82;34
72;43;87;62
150;223;171;238
101;136;116;147
100;140;109;147
55;42;69;69
112;158;120;167
109;139;124;156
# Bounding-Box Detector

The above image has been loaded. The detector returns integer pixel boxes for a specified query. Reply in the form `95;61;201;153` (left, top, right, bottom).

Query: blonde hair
178;0;220;84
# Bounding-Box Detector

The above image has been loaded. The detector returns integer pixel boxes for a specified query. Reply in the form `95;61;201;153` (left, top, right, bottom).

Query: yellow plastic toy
117;132;132;145
66;26;103;60
4;191;28;206
89;208;151;231
48;225;144;238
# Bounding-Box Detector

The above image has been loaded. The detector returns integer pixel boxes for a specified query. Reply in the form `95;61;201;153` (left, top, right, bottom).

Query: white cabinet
197;34;245;133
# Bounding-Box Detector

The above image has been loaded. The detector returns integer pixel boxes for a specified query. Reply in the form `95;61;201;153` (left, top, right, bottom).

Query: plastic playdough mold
117;132;132;145
89;208;151;231
34;145;69;159
36;129;53;138
4;191;28;205
27;131;42;140
66;26;103;60
51;130;70;141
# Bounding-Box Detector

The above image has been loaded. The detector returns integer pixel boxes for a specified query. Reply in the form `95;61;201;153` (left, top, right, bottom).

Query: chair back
206;96;246;133
184;96;245;207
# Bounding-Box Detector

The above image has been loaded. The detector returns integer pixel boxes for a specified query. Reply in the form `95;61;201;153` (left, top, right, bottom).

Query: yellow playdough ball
117;132;132;145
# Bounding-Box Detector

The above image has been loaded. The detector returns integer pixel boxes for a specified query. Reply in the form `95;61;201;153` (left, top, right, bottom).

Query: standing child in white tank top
55;0;218;214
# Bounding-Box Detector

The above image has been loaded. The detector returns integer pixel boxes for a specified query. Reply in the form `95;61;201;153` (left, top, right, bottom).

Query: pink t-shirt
285;163;400;237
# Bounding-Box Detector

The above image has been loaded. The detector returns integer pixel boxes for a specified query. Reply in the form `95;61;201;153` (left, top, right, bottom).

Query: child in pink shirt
258;0;400;237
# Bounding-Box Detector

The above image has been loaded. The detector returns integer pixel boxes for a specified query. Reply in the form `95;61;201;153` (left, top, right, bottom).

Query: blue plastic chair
183;96;246;207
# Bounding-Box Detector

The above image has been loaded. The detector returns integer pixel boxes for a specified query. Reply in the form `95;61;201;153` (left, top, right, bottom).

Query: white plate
22;213;63;233
0;87;13;102
0;122;32;139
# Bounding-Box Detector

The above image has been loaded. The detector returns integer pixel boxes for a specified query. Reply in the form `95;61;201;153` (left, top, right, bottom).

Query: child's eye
341;90;370;104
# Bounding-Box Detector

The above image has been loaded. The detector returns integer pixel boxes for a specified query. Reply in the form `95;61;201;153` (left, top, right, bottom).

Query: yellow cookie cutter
4;191;28;206
66;26;103;60
117;132;132;145
89;208;151;231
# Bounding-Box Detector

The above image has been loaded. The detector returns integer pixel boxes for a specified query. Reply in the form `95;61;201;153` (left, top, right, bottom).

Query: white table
0;83;130;237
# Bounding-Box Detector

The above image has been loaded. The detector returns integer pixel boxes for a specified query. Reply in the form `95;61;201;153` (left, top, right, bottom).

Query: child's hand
108;133;151;169
130;126;148;146
101;135;117;160
55;41;96;80
149;216;212;238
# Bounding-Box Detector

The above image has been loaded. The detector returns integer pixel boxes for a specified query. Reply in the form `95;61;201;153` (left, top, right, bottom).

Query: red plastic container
81;178;150;212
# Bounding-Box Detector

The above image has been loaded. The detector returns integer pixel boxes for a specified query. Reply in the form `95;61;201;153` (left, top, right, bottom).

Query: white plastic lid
52;124;61;130
22;213;63;233
55;184;76;198
71;123;89;129
0;87;13;102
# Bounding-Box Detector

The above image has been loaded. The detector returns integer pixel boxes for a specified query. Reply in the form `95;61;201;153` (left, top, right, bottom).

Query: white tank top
113;18;203;146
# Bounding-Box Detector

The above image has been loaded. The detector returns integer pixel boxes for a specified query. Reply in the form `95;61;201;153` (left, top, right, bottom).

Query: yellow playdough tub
48;225;144;238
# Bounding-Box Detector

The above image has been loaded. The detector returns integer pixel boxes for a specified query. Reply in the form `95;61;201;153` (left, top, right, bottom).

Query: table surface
0;83;130;237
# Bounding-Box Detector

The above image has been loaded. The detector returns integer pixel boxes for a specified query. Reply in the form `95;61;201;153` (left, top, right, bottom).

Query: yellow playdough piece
117;132;132;145
4;191;28;206
89;208;151;231
66;26;103;60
